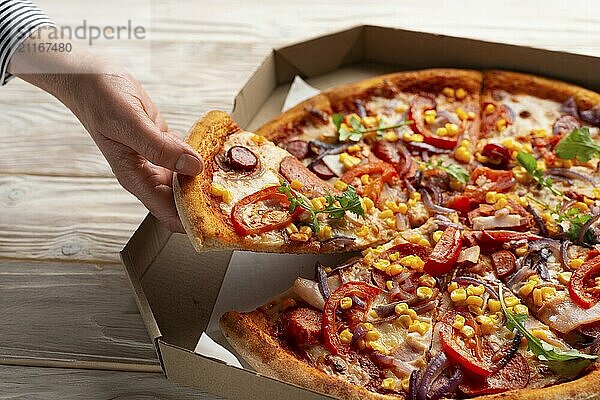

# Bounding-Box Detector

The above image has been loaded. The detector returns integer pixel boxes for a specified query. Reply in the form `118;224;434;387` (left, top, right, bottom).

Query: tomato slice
340;161;397;203
463;167;516;203
447;195;474;215
459;353;530;396
424;227;462;277
477;230;541;243
569;255;600;309
230;186;302;235
438;310;495;377
322;282;381;356
408;95;459;150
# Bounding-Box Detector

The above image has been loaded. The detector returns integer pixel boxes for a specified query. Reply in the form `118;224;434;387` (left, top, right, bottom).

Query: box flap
158;340;334;399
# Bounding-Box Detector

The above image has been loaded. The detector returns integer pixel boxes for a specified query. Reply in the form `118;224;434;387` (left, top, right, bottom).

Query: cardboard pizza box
120;25;600;399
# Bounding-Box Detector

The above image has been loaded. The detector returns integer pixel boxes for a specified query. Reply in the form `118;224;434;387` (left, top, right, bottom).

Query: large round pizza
174;69;600;399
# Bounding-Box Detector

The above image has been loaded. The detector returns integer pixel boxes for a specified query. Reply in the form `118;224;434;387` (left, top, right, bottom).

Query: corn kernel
409;321;430;336
594;188;600;199
289;233;309;242
397;202;408;214
365;330;381;341
455;146;472;163
504;296;520;307
468;111;476;119
379;209;394;219
485;103;496;114
515;245;529;257
494;197;508;210
425;114;436;124
334;180;348;191
394;302;409;315
519;283;535;297
460;325;475;338
456;88;467;100
443;87;455;97
285;223;299;235
318;225;333;240
339;328;353;344
436;127;448;136
416;286;434;300
432;230;444;243
410;192;422;201
447;282;459;292
399;255;425;271
485;191;498;204
417;238;431;247
362;196;375;211
250;134;267;145
541;287;557;300
496;118;507;131
424;109;437;117
467;284;485;296
373;259;391;271
513;304;529;315
310;197;325;210
397;314;413;328
401;377;410;392
360;174;371;185
363;323;374;331
384;131;398;142
569;258;585;270
403;132;424;142
389;251;400;262
362;116;377;127
339;152;361;168
381;377;397;391
452;314;466;330
468;305;484;315
487;299;501;313
450;288;467;302
386;263;404;276
584;197;595;206
533;288;543;307
386;218;397;228
558;271;572;285
466;295;484;308
456;107;468;121
386;280;394;291
531;329;549;341
418;274;436;288
347;144;362;154
445;123;460;136
290;179;303;190
340;296;353;310
369;309;379;318
356;225;370;237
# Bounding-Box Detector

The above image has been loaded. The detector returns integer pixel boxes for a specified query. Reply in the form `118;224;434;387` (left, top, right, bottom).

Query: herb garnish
332;113;413;142
555;127;600;162
499;286;596;377
516;151;563;196
423;160;469;184
277;181;365;233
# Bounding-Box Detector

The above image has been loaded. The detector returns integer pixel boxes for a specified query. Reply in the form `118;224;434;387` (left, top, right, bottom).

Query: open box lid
120;25;600;399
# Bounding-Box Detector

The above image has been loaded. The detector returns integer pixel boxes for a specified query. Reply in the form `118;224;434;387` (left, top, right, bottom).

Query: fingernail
176;154;203;175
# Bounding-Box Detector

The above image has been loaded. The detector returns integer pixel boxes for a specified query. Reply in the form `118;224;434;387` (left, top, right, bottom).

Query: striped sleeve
0;0;55;85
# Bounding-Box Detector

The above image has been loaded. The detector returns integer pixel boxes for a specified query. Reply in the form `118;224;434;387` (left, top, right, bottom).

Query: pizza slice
221;223;445;399
174;110;398;253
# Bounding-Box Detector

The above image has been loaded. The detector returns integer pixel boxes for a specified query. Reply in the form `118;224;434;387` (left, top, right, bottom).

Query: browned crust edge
324;68;483;112
173;110;242;252
221;310;600;400
220;310;397;400
483;70;600;111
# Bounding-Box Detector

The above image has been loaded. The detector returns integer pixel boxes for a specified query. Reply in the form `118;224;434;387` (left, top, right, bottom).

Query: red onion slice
420;189;455;214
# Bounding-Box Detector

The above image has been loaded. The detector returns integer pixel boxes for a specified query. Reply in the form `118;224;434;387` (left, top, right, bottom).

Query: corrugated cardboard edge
120;213;171;369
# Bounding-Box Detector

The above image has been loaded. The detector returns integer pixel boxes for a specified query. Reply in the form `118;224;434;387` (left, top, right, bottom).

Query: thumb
121;116;204;176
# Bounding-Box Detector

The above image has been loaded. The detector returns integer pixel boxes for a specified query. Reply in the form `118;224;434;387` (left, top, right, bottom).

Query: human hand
9;30;203;232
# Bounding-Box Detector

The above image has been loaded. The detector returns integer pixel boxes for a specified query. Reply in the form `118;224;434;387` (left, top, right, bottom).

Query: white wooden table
1;0;599;398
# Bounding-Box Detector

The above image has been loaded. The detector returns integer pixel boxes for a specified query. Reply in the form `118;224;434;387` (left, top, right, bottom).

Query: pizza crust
220;310;397;400
222;309;600;400
483;70;600;111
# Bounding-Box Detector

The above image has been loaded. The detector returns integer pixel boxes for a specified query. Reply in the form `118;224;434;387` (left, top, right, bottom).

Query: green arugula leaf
499;286;596;377
424;160;469;184
332;114;413;142
555;127;600;162
277;181;364;233
516;152;563;196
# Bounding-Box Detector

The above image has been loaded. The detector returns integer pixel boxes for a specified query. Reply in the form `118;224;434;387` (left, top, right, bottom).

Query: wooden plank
0;174;145;263
0;260;160;367
0;366;215;400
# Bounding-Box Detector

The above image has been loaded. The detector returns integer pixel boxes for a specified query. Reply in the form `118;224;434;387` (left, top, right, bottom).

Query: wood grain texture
0;366;214;400
0;175;145;263
1;1;600;398
0;260;159;368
